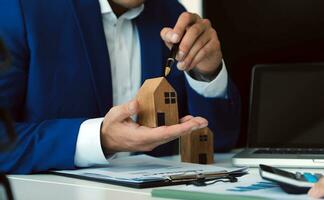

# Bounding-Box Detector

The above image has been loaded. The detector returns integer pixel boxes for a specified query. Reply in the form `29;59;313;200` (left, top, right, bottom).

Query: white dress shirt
74;0;229;167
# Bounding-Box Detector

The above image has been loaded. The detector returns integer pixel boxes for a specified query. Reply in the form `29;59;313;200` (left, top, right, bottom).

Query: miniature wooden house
137;76;214;164
137;77;179;127
180;127;214;164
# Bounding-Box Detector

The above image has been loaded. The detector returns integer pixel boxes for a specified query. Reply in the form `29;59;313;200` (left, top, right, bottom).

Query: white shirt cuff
74;118;109;167
184;60;228;98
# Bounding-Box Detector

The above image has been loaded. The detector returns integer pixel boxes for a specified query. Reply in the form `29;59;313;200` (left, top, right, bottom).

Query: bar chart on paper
156;172;310;200
227;181;278;192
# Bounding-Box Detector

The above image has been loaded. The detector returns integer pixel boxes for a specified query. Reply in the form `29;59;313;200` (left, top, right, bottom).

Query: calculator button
303;173;318;183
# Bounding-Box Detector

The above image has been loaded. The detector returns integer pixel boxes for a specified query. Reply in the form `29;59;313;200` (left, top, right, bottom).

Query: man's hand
160;12;222;76
100;100;208;153
309;178;324;198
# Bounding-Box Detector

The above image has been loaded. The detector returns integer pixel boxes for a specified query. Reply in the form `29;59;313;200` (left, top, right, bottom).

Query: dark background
203;0;324;147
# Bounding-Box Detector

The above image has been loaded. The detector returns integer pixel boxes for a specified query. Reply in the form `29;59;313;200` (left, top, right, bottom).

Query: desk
8;152;321;200
7;153;234;200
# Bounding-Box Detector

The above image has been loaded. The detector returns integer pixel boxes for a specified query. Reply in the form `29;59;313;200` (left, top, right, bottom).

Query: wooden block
180;127;214;164
137;77;179;127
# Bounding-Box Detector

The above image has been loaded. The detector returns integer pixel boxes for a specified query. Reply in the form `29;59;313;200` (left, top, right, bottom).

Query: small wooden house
137;76;214;164
137;77;179;128
180;127;214;164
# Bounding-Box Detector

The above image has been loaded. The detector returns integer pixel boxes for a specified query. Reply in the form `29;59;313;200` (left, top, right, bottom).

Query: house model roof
138;77;176;95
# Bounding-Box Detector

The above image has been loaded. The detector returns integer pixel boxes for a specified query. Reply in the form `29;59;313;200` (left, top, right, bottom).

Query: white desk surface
8;152;323;200
8;153;235;200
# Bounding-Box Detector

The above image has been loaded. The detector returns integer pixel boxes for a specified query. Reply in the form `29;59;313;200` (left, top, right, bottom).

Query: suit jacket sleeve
0;0;84;174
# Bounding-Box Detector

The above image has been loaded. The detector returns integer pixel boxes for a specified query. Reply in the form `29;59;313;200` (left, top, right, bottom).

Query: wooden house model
180;127;214;164
137;77;179;127
137;76;214;164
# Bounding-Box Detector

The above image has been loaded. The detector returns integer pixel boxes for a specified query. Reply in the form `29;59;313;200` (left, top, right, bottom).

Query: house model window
181;127;214;164
164;92;176;104
199;135;208;142
137;77;179;128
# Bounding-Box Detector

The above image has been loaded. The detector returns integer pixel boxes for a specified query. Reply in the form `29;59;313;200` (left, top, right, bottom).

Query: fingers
160;12;201;47
161;27;179;45
177;28;211;71
308;178;324;198
101;113;209;153
180;115;194;123
154;116;208;140
160;27;174;49
189;38;221;71
177;19;210;62
132;116;208;152
160;12;222;74
308;187;324;198
173;12;201;42
108;99;139;122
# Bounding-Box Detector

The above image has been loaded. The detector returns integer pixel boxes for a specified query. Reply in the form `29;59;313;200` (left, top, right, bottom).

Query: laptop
232;63;324;168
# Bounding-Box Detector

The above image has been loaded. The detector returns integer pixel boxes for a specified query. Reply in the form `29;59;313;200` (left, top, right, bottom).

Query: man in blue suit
0;0;240;173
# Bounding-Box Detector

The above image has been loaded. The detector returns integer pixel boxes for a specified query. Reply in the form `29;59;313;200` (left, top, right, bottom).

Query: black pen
164;43;180;77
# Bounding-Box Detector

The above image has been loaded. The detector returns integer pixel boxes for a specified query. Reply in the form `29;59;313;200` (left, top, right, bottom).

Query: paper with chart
54;155;246;183
173;170;311;200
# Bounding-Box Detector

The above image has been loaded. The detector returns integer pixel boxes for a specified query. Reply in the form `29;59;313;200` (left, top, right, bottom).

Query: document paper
55;155;243;184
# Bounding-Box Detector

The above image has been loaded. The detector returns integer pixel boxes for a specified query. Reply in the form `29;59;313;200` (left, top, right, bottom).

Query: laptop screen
248;63;324;148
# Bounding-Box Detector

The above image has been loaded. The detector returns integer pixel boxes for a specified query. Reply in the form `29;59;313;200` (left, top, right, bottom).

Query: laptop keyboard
254;148;324;154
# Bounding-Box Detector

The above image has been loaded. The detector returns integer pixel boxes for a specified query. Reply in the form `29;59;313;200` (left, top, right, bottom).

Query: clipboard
53;155;248;188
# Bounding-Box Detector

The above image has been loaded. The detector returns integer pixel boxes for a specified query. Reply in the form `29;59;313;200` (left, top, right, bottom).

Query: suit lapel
69;0;113;115
70;0;166;115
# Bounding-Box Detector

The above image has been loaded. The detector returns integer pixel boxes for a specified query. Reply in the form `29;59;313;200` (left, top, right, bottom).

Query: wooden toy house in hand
137;76;214;164
137;77;179;127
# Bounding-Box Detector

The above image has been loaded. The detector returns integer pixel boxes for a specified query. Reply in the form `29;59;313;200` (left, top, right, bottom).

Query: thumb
109;100;139;122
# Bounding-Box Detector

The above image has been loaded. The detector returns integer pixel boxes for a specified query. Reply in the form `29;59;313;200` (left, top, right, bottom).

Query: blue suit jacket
0;0;240;174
